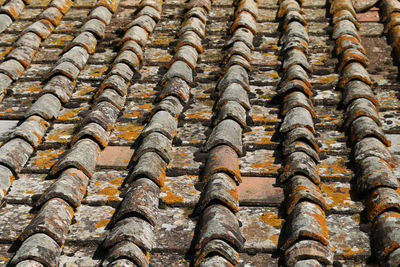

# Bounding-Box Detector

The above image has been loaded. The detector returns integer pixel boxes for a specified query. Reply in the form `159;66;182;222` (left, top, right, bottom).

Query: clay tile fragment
367;187;400;222
0;137;33;172
114;178;160;226
285;175;327;214
332;20;359;40
114;50;140;72
0;0;24;20
339;62;372;88
142;110;178;140
124;15;156;34
283;127;320;153
282;91;315;118
159;77;190;103
280;201;329;251
342;80;378;107
184;7;208;24
338;48;369;72
194;172;239;215
102;241;149;267
216;82;250;111
196;204;245;251
98;0;119;13
129;152;167;187
7;45;36;67
10;115;49;148
35;168;89;208
98;75;129;97
107;259;137;267
72;122;110;149
280;64;312;89
179;17;206;38
81;18;106;39
109;62;133;82
354;137;394;167
284;239;333;266
175;33;202;56
161;61;193;85
26;93;62;120
58;46;90;71
384;247;400;267
50;139;100;178
0;165;15;200
332;9;360;29
199;255;233;267
335;34;366;56
0;14;12;33
39;7;63;26
344;98;380;129
15;260;45;267
153;96;184;118
168;45;198;70
15;32;41;50
372;211;400;261
203;145;241;184
280;151;320;184
225;54;252;71
357;156;399;193
10;233;61;267
278;79;312;97
205;119;243;156
103;217;155;251
214;101;247;129
0;59;24;80
278;0;301;18
231;11;257;35
133;132;172;164
23;20;54;40
280;21;309;45
120;41;143;63
136;6;161;22
283;49;311;73
235;0;258;19
65;32;97;54
140;0;162;12
87;6;112;25
19;198;73;246
330;0;357;17
282;140;320;163
195;239;239;266
95;89;126;111
83;101;120;131
349;116;390;146
218;65;249;92
48;61;80;81
280;107;314;133
381;0;400;22
186;0;211;12
225;41;251;63
50;0;73;14
227;28;254;50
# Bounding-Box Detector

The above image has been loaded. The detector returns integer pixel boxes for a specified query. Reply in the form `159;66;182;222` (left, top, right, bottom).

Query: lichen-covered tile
150;253;190;266
240;207;282;251
176;122;207;146
57;102;90;122
85;170;128;205
183;100;213;123
0;204;33;239
359;23;384;36
0;97;34;119
154;207;196;250
120;101;153;121
9;81;42;96
318;130;347;153
326;214;370;259
109;122;144;145
240;149;280;176
144;47;172;64
243;126;279;149
128;82;158;100
168;146;202;175
67;204;115;242
5;173;52;205
375;88;400;109
53;20;82;33
160;175;199;207
249;105;279;125
319;155;353;180
59;244;100;266
26;147;66;172
381;110;400;133
315;106;343;130
79;64;108;80
320;182;363;213
43;123;75;145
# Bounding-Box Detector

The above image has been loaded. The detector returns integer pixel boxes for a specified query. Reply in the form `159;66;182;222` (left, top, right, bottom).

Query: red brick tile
357;10;380;22
238;177;283;206
97;146;134;168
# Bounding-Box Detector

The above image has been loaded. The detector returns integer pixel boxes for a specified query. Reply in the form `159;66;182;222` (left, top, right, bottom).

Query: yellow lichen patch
30;149;65;168
95;218;110;228
87;66;108;77
320;183;357;210
96;186;120;196
185;109;212;120
269;234;279;245
108;176;123;186
259;212;283;227
319;157;352;177
25;189;34;194
190;138;200;144
316;75;338;84
0;47;12;58
342;247;364;256
161;185;183;204
113;124;143;141
49;35;74;45
46;125;75;143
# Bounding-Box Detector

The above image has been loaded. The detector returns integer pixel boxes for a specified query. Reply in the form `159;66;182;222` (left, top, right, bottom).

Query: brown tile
357;10;380;22
96;146;134;168
238;177;283;206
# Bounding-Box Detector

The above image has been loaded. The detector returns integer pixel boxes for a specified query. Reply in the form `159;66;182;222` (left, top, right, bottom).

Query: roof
0;0;399;265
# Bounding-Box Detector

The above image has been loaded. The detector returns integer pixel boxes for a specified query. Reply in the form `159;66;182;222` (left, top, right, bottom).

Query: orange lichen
96;186;120;196
316;75;338;83
320;183;356;210
161;185;183;204
95;218;110;228
259;212;283;227
343;247;364;256
31;149;65;168
108;177;123;186
269;234;279;245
